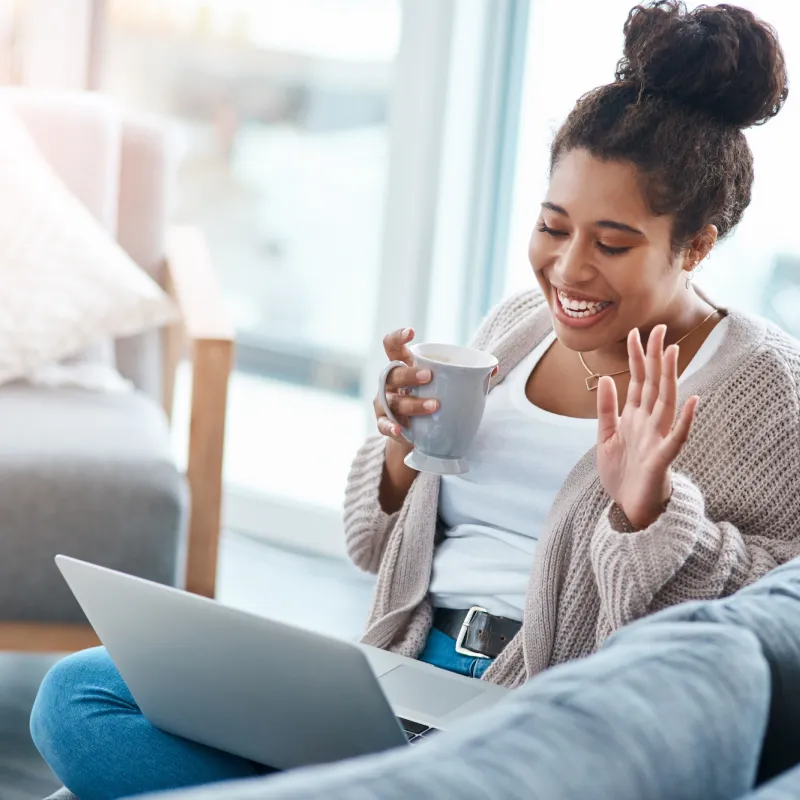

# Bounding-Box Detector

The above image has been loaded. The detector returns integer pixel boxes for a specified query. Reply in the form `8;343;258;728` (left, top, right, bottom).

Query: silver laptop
55;555;509;770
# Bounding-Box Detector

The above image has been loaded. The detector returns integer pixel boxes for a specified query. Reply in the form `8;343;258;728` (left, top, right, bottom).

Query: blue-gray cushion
136;620;769;800
626;559;800;786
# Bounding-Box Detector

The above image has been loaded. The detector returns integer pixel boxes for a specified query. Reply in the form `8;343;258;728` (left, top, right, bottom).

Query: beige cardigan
343;290;800;687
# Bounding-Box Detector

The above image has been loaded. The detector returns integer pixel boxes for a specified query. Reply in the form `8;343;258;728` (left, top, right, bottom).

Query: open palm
596;325;699;530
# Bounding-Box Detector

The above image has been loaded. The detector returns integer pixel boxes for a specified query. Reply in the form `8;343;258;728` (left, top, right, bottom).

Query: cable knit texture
344;290;800;688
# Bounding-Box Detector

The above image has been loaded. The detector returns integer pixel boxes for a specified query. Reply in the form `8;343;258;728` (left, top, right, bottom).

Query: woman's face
529;148;688;354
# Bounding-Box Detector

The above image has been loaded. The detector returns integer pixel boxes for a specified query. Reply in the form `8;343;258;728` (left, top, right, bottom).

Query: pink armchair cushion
115;113;172;397
1;88;121;235
0;100;176;387
0;89;173;395
2;89;124;369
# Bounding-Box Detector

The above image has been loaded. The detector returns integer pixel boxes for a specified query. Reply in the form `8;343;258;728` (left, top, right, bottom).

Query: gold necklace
578;308;719;392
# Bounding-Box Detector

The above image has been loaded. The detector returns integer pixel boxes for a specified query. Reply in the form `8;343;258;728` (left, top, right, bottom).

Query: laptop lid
55;556;407;770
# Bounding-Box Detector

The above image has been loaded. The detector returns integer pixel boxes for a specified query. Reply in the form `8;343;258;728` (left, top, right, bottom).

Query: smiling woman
341;0;800;690
23;1;800;798
527;150;723;421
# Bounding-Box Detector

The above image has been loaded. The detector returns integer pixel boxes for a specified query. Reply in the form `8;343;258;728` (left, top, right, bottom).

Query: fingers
626;328;645;408
641;324;666;412
383;328;415;366
385;365;432;392
662;395;698;462
377;416;399;438
386;394;439;417
377;328;436;439
653;343;679;437
377;416;407;439
373;386;438;439
596;375;619;445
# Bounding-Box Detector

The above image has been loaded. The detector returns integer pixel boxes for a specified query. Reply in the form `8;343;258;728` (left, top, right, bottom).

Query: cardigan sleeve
342;434;399;574
589;471;800;630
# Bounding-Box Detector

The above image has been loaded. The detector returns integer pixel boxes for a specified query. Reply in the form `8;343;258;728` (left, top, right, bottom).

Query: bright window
101;0;402;513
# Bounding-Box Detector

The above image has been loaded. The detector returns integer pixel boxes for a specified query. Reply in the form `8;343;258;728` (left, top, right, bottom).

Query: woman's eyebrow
596;219;645;236
541;202;644;236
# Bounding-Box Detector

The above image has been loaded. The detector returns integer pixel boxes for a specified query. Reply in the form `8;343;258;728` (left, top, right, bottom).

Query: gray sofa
42;558;800;800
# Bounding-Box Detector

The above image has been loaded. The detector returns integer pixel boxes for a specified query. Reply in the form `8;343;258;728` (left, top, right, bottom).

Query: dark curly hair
551;1;789;252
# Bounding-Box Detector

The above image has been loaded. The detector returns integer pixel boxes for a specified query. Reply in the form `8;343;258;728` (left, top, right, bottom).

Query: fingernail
424;399;438;411
417;369;431;382
402;328;412;339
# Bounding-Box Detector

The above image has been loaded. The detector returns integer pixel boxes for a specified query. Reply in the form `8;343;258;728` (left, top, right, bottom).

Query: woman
30;2;800;798
349;0;800;685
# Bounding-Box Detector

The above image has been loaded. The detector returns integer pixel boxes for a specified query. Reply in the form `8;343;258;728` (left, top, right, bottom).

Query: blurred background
2;0;798;556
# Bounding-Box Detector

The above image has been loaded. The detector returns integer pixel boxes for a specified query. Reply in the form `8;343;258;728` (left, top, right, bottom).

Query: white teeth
557;290;611;319
557;290;610;316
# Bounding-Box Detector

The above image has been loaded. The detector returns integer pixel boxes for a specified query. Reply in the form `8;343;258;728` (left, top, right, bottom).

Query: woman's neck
586;291;718;370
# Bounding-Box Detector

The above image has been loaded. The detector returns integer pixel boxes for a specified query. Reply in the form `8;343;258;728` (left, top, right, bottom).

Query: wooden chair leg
184;338;233;598
0;623;100;652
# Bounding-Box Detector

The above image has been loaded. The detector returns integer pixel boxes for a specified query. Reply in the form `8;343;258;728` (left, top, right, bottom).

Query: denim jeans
417;627;494;678
30;624;492;800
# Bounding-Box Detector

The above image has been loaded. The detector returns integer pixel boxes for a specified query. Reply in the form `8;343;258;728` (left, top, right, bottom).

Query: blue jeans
30;625;493;800
417;627;494;679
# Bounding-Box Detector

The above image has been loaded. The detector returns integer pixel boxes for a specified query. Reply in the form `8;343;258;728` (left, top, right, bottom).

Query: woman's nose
553;237;593;284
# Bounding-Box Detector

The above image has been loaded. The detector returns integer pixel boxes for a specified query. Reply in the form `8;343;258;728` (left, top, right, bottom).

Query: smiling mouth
556;289;613;319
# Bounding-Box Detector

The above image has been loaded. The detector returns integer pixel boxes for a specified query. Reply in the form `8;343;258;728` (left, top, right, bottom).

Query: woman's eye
537;222;631;255
597;243;632;256
536;222;568;237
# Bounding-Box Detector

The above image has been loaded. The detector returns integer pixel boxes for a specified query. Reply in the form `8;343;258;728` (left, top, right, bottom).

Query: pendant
584;374;601;392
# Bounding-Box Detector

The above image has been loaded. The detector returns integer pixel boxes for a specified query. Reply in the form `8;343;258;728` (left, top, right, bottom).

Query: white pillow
0;103;177;387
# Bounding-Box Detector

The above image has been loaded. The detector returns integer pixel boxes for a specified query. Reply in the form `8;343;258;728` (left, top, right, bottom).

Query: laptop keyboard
398;717;440;744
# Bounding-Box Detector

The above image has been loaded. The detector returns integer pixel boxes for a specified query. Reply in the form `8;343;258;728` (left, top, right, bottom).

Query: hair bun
616;1;788;128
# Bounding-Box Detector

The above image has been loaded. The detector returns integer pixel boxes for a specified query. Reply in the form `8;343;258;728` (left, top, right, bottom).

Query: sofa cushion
0;385;187;623
130;622;769;800
617;560;800;786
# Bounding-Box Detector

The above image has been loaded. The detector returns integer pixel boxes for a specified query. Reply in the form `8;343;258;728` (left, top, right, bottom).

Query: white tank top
429;318;730;621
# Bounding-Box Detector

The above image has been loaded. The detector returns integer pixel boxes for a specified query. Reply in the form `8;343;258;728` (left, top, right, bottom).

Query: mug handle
378;360;414;445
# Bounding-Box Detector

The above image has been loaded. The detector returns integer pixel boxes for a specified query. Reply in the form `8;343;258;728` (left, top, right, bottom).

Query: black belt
434;607;521;659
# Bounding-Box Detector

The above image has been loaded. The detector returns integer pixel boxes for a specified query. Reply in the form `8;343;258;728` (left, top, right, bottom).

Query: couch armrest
164;226;235;598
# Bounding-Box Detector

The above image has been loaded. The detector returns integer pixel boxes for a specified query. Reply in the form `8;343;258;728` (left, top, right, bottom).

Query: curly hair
550;1;789;251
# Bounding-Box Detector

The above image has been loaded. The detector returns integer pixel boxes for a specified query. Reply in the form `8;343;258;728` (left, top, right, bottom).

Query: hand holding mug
377;335;498;475
373;328;440;451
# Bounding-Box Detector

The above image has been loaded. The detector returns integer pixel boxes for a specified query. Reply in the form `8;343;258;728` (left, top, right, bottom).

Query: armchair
0;89;234;652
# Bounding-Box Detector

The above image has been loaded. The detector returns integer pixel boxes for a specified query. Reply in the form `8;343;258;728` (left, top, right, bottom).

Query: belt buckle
455;606;491;659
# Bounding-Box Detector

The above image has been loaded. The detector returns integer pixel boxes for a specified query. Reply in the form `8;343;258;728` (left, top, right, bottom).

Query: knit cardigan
343;290;800;688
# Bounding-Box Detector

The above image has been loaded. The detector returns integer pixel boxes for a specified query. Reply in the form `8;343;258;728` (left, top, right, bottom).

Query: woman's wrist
617;476;673;531
378;439;417;514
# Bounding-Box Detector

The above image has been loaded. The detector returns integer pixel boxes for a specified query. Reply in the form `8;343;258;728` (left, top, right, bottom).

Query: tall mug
379;343;498;475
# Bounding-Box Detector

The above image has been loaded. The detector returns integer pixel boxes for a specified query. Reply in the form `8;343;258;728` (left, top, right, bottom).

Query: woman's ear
686;224;718;267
